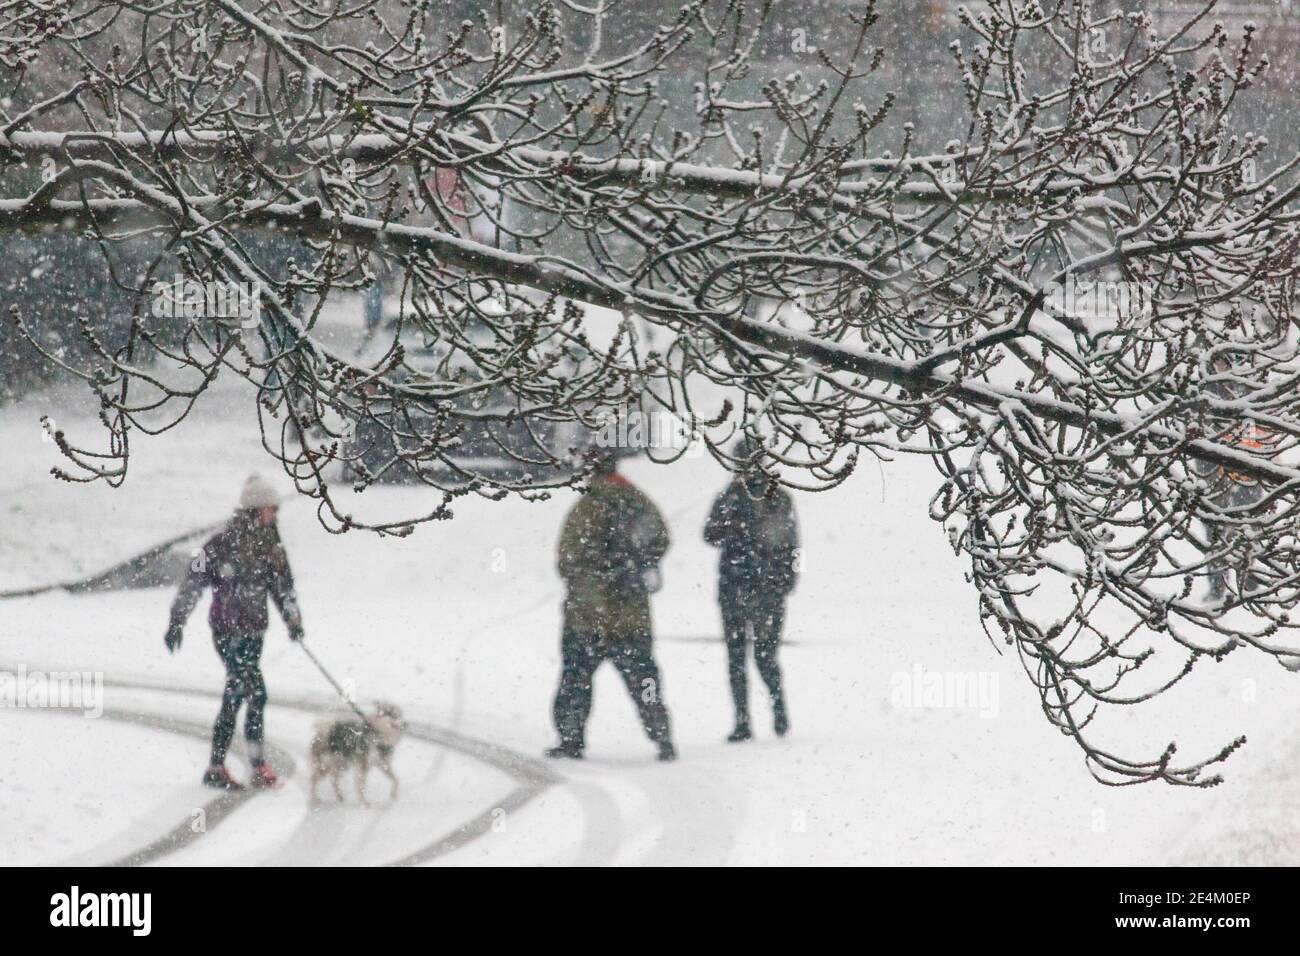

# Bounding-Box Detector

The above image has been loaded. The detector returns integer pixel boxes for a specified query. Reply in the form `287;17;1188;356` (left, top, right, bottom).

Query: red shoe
249;763;282;790
201;765;244;790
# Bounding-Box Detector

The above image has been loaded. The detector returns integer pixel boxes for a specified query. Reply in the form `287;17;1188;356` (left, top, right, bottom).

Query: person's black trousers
1207;479;1268;596
721;596;786;723
210;629;267;765
553;626;672;751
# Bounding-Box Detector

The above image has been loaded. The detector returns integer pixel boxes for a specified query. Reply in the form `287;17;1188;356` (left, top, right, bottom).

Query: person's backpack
604;495;662;595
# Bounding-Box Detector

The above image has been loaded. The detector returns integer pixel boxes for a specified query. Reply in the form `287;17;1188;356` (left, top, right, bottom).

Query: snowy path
6;369;1300;865
31;671;758;867
30;707;290;867
9;670;560;867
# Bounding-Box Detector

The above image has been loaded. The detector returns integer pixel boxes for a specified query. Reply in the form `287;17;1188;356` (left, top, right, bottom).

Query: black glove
165;622;183;653
283;598;304;642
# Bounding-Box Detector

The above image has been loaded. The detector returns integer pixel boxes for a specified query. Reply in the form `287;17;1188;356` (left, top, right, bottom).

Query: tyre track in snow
26;671;568;866
35;705;297;867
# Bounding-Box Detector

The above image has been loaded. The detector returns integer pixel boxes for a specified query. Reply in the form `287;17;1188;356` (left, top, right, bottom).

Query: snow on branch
5;0;1300;785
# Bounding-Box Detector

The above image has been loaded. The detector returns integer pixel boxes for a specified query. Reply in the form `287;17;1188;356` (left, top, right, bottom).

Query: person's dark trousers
1207;480;1267;597
363;277;384;333
722;596;786;725
552;626;672;752
210;629;268;766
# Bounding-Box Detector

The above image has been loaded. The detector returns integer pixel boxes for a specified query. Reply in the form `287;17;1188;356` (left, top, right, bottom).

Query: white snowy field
4;333;1300;865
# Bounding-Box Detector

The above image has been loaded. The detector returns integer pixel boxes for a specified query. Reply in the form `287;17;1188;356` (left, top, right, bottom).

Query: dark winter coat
558;474;669;638
704;477;799;604
169;511;303;638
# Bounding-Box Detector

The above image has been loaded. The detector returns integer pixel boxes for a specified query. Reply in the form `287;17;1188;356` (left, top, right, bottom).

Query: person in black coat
704;442;799;741
165;475;304;790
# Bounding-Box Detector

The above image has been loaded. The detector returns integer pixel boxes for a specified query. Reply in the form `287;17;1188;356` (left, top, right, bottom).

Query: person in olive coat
548;451;676;761
704;441;799;741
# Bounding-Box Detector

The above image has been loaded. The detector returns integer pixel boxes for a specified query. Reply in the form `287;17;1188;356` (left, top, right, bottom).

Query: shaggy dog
309;703;403;805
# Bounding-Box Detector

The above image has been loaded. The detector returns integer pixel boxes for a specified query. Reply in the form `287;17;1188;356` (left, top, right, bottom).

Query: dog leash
296;641;375;728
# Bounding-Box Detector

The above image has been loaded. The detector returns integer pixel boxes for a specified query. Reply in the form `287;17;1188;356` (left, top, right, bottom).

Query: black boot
727;718;752;743
773;698;790;737
545;743;583;760
657;741;678;762
201;764;244;790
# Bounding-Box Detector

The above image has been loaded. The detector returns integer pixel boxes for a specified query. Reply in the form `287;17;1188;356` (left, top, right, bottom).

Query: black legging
722;598;785;721
210;630;267;765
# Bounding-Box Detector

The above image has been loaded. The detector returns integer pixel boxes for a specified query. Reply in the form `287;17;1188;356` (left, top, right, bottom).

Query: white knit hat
238;473;280;510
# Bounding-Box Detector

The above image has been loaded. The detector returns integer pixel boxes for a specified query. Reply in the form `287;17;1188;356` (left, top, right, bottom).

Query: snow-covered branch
6;0;1300;786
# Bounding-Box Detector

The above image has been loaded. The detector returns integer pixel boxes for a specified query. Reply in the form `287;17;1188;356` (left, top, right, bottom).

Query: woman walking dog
165;474;305;790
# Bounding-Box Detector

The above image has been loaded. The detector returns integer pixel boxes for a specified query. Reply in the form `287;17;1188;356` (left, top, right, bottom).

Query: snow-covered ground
4;314;1300;865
